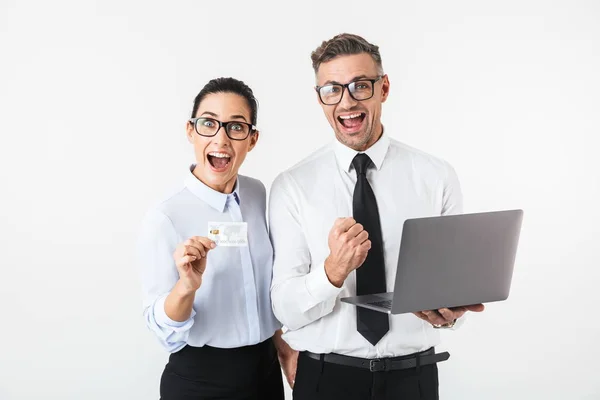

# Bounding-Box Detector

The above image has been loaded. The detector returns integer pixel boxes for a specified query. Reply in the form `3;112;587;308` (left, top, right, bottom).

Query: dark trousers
160;338;284;400
293;351;439;400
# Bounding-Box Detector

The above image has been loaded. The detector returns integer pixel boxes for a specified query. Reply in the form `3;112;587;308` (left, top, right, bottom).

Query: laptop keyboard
369;300;392;309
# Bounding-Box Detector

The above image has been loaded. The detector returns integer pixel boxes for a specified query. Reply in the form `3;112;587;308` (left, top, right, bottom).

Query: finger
437;308;457;322
183;245;202;258
191;236;217;250
346;223;364;239
330;217;347;234
413;311;428;321
422;310;446;325
178;255;197;266
353;230;369;244
183;238;200;248
185;242;205;258
183;239;207;253
288;368;296;388
332;217;347;228
360;239;372;251
465;303;485;312
192;263;206;275
335;217;356;233
449;306;468;313
184;239;206;257
352;231;369;246
414;311;441;325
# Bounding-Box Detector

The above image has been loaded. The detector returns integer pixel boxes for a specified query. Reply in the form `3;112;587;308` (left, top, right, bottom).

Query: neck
352;123;384;152
192;166;237;194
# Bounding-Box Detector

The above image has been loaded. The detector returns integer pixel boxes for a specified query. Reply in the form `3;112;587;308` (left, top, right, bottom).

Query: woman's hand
173;236;216;293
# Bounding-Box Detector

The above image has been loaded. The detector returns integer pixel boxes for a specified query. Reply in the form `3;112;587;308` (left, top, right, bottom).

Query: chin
337;130;371;149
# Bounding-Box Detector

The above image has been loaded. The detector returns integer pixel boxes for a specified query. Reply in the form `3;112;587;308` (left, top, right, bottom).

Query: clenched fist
324;217;371;287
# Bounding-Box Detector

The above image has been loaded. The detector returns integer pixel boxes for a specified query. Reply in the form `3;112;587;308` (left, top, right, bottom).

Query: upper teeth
340;113;362;119
209;152;230;158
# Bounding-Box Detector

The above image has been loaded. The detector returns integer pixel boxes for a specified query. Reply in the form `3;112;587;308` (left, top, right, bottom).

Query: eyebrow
199;111;248;122
323;75;371;86
228;114;248;122
200;111;219;118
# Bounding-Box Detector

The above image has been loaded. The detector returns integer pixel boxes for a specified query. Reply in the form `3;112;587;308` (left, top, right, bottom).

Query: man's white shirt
269;134;463;358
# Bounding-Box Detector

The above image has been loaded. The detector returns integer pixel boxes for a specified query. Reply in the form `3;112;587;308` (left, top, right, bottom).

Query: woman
138;77;296;400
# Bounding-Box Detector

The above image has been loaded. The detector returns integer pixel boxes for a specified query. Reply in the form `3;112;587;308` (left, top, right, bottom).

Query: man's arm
269;173;343;331
415;163;484;327
441;162;463;216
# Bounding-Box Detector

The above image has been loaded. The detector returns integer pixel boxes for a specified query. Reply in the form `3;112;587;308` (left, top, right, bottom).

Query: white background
1;0;599;399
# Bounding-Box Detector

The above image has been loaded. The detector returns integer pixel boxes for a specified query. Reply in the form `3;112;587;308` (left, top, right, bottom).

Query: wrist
324;257;346;288
174;279;198;298
273;330;293;355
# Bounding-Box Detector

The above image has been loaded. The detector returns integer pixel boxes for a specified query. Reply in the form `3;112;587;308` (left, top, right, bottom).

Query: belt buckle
369;359;386;372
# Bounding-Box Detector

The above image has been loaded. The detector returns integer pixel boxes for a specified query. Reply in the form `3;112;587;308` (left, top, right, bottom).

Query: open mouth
207;152;232;171
337;112;366;131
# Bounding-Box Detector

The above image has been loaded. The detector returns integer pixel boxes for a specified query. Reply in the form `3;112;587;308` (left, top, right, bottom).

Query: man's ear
381;74;390;103
315;87;323;105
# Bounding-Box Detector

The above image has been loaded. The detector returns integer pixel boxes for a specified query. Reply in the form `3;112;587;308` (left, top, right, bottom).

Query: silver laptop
340;209;523;314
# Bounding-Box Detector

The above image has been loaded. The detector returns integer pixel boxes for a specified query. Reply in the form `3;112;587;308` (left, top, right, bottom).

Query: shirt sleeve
138;208;195;352
269;173;342;331
441;163;463;216
440;163;468;328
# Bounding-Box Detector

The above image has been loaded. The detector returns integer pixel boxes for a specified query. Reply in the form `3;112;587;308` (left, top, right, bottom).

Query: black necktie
352;153;389;345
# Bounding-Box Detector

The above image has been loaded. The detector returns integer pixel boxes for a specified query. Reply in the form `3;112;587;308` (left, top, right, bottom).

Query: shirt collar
333;130;391;173
184;165;240;212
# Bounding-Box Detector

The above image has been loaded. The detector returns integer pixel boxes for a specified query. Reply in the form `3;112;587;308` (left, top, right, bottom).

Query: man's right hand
173;236;216;293
324;217;371;287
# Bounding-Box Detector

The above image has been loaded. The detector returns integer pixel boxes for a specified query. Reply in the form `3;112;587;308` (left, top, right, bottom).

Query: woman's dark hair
191;77;258;126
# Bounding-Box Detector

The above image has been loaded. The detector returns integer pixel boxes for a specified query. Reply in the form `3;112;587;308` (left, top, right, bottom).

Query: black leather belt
303;347;449;372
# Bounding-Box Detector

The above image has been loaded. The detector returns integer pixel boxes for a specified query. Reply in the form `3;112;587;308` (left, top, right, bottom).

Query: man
269;33;484;399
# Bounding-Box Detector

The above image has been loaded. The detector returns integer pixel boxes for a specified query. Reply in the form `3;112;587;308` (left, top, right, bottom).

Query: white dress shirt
139;167;281;353
269;133;463;358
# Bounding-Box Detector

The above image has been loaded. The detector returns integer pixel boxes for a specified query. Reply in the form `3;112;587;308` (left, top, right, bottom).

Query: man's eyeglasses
315;76;383;105
188;117;256;141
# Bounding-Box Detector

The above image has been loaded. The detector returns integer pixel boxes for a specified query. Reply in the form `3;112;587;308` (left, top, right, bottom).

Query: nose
212;125;231;145
338;86;358;109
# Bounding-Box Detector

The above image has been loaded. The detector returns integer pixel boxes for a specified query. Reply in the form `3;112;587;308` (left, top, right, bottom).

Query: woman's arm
165;236;215;321
138;209;200;352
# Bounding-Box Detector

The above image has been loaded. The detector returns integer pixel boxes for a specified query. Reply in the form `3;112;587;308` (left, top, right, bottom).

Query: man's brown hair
311;33;383;74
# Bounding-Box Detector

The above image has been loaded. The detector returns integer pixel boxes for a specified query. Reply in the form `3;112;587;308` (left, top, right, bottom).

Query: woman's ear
248;130;259;152
186;121;195;143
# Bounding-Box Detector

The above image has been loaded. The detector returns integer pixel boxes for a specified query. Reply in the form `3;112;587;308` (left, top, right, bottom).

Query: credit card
207;222;248;247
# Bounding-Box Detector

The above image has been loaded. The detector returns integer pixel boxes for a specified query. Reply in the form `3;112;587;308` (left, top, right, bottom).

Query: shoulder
238;174;267;198
387;138;457;179
142;185;192;227
271;142;335;190
137;186;193;245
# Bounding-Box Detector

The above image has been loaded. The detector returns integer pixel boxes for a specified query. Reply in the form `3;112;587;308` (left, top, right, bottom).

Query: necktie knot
352;153;372;176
